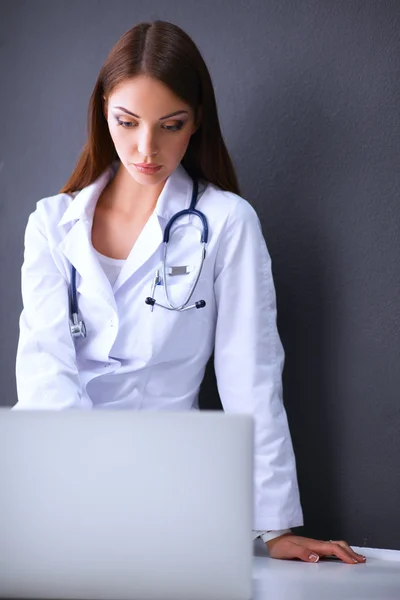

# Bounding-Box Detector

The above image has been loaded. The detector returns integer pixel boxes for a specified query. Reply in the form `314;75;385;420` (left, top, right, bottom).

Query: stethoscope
69;177;208;339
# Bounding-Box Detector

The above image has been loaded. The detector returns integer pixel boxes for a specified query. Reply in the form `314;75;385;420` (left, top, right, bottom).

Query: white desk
252;538;400;599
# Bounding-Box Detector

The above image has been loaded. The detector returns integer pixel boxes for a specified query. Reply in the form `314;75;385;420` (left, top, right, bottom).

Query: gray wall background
1;1;399;550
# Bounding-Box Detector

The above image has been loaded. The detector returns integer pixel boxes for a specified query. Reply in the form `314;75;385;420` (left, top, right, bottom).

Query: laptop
0;409;254;600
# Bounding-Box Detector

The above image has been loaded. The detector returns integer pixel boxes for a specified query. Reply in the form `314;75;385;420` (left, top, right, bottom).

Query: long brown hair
60;20;240;195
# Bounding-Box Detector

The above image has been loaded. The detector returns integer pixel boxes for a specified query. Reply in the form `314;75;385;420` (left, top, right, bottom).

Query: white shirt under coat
14;161;304;536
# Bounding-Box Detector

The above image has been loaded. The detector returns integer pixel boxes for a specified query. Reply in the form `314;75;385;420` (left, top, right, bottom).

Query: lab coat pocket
146;276;210;361
159;269;202;306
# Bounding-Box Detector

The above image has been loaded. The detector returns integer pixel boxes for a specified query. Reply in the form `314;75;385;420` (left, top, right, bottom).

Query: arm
213;198;303;530
14;205;91;409
213;198;366;564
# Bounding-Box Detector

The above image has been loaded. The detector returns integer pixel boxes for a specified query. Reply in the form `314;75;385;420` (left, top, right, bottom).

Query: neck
100;162;167;218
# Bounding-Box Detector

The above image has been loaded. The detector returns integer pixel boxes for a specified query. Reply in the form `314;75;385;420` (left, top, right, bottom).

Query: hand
266;534;367;564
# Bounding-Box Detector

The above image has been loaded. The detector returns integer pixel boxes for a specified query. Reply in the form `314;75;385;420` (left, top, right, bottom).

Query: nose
137;125;158;158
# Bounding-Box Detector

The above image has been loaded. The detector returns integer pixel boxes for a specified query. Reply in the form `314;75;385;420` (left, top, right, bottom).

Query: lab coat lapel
57;165;118;312
113;212;163;293
59;218;117;312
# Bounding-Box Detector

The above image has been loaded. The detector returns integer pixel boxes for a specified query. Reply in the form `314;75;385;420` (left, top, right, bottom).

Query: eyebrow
113;106;189;120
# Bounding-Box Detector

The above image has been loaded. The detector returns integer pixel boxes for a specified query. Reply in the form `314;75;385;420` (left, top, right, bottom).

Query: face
104;75;199;187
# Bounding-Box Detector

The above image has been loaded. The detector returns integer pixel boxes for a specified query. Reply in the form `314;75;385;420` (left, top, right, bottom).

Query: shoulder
27;192;76;234
200;182;261;231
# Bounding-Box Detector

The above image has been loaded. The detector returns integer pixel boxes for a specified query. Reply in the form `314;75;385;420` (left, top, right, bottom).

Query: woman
14;20;365;565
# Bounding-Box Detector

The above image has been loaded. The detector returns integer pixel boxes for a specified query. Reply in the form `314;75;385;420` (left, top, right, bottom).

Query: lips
134;163;161;168
133;163;163;175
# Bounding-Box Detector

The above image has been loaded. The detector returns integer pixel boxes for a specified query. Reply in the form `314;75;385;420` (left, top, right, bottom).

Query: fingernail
353;559;358;563
309;553;319;562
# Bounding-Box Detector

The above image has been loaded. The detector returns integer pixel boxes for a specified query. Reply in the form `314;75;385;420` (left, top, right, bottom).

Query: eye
116;118;136;128
115;117;185;131
163;121;184;132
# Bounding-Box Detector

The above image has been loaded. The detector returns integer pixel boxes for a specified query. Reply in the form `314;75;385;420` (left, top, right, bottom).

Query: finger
286;543;321;563
315;542;363;564
267;539;320;562
329;540;366;563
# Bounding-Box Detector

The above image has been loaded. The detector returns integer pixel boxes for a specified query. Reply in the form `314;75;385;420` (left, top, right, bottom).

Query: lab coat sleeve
252;528;292;542
213;198;303;530
14;206;91;409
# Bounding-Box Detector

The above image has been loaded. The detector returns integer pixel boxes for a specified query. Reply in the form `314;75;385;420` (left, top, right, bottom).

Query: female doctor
14;20;365;565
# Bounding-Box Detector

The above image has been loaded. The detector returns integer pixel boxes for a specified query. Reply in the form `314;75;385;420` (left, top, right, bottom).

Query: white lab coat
14;161;303;531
